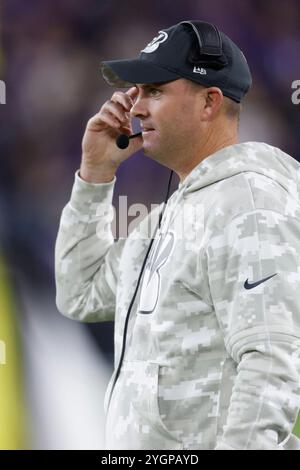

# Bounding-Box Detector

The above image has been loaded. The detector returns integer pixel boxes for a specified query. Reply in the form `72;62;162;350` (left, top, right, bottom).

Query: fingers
86;109;120;133
126;86;139;99
99;107;132;132
100;89;136;127
111;90;134;110
99;109;121;129
88;88;138;133
104;100;130;123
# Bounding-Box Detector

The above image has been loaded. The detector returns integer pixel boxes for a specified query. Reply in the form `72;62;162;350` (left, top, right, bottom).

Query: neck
177;124;238;182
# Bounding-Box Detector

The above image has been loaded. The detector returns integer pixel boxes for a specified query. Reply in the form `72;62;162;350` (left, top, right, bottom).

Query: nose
130;94;149;119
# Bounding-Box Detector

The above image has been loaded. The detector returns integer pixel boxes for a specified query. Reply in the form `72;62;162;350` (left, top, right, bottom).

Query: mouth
141;124;155;132
141;127;156;134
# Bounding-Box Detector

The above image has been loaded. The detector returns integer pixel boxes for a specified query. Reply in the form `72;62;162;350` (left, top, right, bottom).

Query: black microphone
116;132;142;149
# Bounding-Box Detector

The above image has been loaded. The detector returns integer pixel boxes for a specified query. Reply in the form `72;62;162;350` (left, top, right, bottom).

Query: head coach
55;20;300;450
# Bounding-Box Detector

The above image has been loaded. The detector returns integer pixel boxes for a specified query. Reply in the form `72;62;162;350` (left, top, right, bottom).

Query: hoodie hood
180;142;300;202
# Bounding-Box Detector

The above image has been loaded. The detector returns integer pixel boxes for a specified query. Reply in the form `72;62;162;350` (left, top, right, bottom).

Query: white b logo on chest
138;231;175;314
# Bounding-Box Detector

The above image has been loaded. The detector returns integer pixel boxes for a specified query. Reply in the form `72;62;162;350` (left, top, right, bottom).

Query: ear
202;87;223;121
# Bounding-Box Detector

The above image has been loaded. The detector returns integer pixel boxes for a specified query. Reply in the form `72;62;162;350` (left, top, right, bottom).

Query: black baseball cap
100;20;252;103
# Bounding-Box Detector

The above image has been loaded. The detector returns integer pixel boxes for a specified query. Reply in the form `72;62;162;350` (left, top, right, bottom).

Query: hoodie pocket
152;363;183;446
132;361;183;445
105;359;183;449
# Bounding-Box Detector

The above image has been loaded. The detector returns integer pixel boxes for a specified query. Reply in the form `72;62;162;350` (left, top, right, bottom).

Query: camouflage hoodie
55;142;300;450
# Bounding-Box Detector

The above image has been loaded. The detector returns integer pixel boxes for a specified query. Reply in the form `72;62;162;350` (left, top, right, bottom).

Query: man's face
130;78;206;165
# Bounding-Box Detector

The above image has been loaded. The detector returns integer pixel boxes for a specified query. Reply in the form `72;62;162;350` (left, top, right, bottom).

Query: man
55;21;300;450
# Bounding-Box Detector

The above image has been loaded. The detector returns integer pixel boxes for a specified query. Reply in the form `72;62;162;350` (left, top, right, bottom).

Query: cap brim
100;59;180;87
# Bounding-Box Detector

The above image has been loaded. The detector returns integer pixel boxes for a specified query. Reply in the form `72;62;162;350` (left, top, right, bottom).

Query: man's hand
80;87;142;183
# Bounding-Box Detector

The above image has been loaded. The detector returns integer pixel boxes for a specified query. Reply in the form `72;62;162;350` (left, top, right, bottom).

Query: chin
142;144;153;156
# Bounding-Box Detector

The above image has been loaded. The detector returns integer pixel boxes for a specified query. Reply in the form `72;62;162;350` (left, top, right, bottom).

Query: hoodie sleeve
55;170;125;322
206;208;300;450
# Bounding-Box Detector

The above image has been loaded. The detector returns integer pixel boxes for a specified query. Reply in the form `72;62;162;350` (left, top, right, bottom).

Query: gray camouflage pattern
55;142;300;449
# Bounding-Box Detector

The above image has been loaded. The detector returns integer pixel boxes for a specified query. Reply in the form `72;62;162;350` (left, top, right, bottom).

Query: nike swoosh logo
244;273;277;290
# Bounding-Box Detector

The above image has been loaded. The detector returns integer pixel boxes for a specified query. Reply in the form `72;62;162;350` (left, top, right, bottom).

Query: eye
148;87;161;97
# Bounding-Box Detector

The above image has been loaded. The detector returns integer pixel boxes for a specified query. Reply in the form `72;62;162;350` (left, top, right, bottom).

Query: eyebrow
135;83;163;89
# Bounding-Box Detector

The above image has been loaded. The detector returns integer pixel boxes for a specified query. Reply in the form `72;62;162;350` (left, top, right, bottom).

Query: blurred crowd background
0;0;300;449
